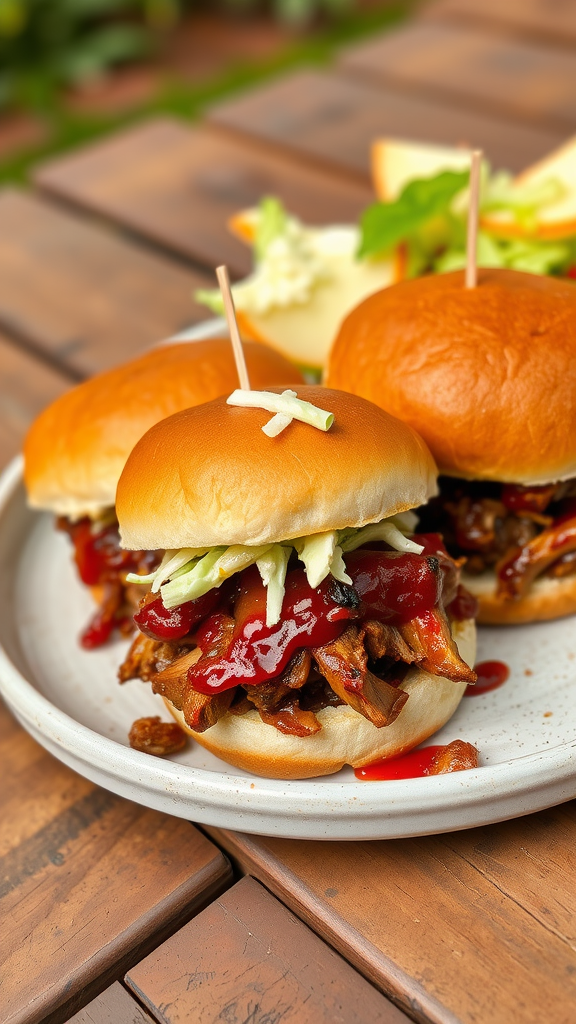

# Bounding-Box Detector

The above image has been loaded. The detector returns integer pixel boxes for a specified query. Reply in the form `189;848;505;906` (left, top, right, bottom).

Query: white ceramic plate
3;311;576;840
2;457;576;840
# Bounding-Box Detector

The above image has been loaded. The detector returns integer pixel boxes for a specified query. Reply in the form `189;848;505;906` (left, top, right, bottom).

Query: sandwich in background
24;339;303;648
327;268;576;624
197;197;398;372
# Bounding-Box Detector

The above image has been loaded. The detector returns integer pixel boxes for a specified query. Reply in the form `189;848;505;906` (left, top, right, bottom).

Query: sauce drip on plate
465;660;509;696
355;745;445;781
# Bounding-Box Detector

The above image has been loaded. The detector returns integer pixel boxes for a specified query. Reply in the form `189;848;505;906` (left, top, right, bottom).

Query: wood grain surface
0;189;209;379
339;22;576;130
34;119;373;278
207;68;564;178
126;876;408;1024
0;698;232;1024
0;334;70;470
65;983;155;1024
424;0;576;48
208;811;576;1024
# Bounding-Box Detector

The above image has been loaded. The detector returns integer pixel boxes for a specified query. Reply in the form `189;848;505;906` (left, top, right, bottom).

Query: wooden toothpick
465;149;483;289
216;264;251;390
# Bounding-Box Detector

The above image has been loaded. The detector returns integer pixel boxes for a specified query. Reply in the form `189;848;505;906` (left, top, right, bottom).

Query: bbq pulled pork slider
327;268;576;624
24;340;303;648
116;385;476;779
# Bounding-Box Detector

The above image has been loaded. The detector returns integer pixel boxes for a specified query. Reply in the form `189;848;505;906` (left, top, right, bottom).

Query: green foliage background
0;0;358;111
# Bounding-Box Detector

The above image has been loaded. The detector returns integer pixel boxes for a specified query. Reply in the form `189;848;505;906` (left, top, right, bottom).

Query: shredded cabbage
160;544;272;610
227;388;333;433
256;546;290;627
295;531;352;589
262;411;294;437
196;196;336;317
127;513;420;625
340;521;424;555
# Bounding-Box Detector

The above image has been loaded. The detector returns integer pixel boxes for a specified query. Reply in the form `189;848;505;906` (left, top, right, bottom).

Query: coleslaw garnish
227;388;333;434
195;197;360;317
126;512;420;626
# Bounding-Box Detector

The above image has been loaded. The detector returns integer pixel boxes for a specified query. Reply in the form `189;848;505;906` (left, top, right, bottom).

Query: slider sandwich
117;386;477;779
327;268;576;623
24;340;302;647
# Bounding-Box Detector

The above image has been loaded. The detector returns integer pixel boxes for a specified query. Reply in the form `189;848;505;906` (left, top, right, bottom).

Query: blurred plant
0;0;359;110
222;0;356;26
0;0;166;109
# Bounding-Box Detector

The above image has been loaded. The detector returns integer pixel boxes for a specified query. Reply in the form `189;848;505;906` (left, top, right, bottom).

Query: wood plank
65;983;155;1024
0;334;70;470
0;698;232;1024
0;189;211;379
207;811;576;1024
339;22;576;132
424;0;576;50
34;119;373;279
207;68;564;177
126;876;408;1024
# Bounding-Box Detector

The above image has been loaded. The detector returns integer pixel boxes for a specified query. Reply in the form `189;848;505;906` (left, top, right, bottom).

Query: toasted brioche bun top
24;339;303;518
117;386;437;550
327;268;576;485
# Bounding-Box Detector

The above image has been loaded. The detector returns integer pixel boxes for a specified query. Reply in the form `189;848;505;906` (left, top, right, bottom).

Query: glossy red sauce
344;549;441;624
60;517;145;586
498;514;576;589
58;517;158;649
81;606;120;649
355;745;445;781
501;483;555;514
188;567;360;694
134;590;220;641
465;660;509;696
446;584;479;621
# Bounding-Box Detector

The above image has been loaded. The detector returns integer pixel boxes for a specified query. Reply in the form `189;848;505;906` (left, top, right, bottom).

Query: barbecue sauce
135;591;220;641
501;483;556;514
344;549;442;624
58;516;158;649
188;567;360;694
465;660;509;696
354;745;446;780
59;517;145;586
187;549;453;694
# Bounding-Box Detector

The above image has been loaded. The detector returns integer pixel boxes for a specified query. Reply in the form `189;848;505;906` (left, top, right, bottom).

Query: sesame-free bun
327;269;576;486
117;386;438;551
165;617;475;779
463;570;576;625
24;340;303;518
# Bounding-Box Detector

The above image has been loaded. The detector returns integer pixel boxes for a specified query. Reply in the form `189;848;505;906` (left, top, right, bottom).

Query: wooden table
2;3;576;1022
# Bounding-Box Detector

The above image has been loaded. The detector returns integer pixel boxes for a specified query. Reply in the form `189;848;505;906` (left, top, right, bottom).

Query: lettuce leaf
255;196;288;263
358;169;469;259
434;232;572;276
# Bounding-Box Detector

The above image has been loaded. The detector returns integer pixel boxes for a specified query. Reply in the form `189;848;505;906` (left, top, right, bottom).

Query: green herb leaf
254;195;288;263
358;169;469;259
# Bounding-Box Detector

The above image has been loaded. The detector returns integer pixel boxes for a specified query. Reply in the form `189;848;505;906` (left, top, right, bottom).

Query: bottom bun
165;617;476;779
464;570;576;625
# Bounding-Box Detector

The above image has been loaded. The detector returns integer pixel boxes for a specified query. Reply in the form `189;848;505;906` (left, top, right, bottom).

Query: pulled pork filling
119;533;477;738
57;515;160;648
418;478;576;599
